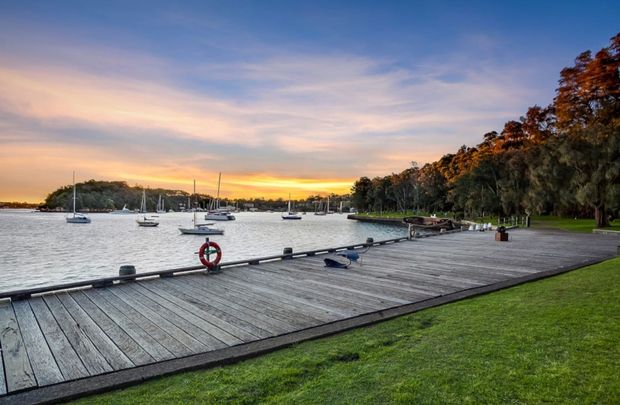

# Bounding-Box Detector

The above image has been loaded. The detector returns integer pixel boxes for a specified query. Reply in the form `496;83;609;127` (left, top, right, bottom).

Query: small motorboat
179;223;224;235
66;212;91;224
205;210;236;221
136;216;159;227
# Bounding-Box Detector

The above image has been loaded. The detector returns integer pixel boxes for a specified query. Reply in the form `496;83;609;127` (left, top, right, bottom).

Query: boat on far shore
136;216;159;227
111;204;132;214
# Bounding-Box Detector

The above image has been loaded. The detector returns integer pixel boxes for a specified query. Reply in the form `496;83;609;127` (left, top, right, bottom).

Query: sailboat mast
216;172;221;209
72;171;76;216
193;179;196;211
288;193;291;212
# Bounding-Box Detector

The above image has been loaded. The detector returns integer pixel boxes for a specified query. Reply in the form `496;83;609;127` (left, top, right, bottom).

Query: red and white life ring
198;241;222;270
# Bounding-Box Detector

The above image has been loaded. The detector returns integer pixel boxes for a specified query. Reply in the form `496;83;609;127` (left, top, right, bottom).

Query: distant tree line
0;201;40;209
42;180;196;212
42;180;351;212
351;34;620;228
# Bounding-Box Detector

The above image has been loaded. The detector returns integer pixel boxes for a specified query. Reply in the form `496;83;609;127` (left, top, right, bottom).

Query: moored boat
282;194;302;220
402;216;459;231
136;216;159;227
66;172;91;224
205;173;236;221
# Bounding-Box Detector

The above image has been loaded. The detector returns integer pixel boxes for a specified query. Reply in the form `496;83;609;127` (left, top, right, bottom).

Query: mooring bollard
283;247;293;259
119;265;136;283
366;237;374;246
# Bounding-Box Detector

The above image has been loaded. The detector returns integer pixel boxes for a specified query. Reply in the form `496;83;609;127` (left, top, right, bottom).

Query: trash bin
495;226;509;242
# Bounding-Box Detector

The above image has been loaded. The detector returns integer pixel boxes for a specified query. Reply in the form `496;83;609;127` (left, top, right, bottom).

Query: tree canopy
351;33;620;227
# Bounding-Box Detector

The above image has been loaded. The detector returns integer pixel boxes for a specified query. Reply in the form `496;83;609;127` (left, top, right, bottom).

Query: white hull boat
66;172;91;224
282;195;301;220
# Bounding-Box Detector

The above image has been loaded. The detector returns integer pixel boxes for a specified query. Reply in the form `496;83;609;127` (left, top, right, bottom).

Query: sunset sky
1;1;618;202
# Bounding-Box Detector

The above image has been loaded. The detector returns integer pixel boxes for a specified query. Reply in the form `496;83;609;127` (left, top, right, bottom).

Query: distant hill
40;179;352;212
42;180;203;212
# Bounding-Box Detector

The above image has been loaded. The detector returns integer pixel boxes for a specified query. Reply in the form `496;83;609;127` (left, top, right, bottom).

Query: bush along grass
531;216;620;233
75;258;620;404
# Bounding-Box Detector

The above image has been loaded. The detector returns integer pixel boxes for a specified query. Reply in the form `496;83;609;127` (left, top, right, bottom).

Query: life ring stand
408;224;416;239
199;240;222;270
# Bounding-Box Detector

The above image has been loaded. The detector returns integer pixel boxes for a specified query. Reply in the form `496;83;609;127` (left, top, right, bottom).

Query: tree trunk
594;204;610;228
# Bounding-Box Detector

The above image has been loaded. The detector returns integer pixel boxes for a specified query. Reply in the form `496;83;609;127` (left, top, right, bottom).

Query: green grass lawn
531;216;620;233
75;257;620;404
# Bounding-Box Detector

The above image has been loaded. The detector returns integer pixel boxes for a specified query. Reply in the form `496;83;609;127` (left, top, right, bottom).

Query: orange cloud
0;41;539;202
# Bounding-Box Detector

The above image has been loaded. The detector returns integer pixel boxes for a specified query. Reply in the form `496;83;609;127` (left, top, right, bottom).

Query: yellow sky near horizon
0;170;357;203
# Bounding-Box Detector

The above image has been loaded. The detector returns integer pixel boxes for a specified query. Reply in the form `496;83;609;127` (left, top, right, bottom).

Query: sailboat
205;173;236;221
314;199;326;216
136;216;159;227
326;195;334;214
156;194;166;213
136;188;159;226
180;179;224;234
66;172;91;224
282;194;302;220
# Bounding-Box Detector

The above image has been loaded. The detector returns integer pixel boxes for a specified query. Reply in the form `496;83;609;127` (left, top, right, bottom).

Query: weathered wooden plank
202;274;341;322
216;272;352;318
224;268;382;313
28;297;89;381
252;262;419;303
80;290;174;362
42;295;113;375
94;288;193;358
202;276;327;327
264;261;438;299
124;282;239;347
11;300;63;386
145;279;272;341
69;291;153;366
0;302;36;392
107;287;207;354
165;277;295;335
56;293;134;371
237;264;417;307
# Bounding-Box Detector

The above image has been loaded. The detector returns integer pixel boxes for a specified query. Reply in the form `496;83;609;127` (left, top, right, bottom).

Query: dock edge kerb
0;254;612;405
0;229;466;302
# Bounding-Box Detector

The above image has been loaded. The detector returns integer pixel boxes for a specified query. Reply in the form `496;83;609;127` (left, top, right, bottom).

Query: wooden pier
0;229;618;404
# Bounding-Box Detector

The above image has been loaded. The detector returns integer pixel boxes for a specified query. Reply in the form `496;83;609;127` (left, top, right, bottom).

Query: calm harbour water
0;210;405;293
